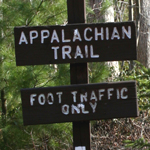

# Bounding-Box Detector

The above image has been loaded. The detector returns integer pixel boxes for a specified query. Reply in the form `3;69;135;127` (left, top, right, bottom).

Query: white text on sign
30;87;128;115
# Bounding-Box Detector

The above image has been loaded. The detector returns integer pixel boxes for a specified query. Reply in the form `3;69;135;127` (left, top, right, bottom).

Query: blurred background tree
0;0;72;149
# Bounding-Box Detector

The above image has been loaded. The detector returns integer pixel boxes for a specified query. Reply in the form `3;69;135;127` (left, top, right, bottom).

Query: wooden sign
21;81;138;125
14;22;136;66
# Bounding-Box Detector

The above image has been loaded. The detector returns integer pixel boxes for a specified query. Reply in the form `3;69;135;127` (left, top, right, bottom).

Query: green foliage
118;61;150;110
0;122;73;149
124;138;150;149
101;0;113;16
0;0;72;149
53;64;70;86
89;62;109;83
118;61;150;149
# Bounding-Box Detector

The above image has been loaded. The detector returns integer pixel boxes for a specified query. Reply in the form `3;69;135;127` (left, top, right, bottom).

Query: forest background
0;0;150;149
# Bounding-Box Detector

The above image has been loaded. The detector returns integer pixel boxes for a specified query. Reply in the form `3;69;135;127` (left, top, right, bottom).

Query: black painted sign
21;81;138;125
14;21;136;66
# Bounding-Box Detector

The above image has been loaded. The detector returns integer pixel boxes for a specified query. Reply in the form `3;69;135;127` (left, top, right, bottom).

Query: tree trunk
134;0;140;46
129;0;134;70
104;0;114;22
103;0;120;77
88;0;120;77
137;0;150;68
1;89;6;126
129;0;133;21
0;0;6;126
87;0;103;23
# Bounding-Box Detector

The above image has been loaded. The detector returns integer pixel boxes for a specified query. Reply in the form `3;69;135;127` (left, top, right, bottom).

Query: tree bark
134;0;140;44
0;0;6;125
129;0;133;21
67;0;91;149
88;0;120;77
103;0;120;77
137;0;150;68
129;0;134;70
1;89;6;126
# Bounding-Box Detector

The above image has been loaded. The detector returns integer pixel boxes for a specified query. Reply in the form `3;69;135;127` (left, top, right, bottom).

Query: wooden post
67;0;91;149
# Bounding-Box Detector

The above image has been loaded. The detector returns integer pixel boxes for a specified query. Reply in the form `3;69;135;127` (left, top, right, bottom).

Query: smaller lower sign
21;81;138;125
